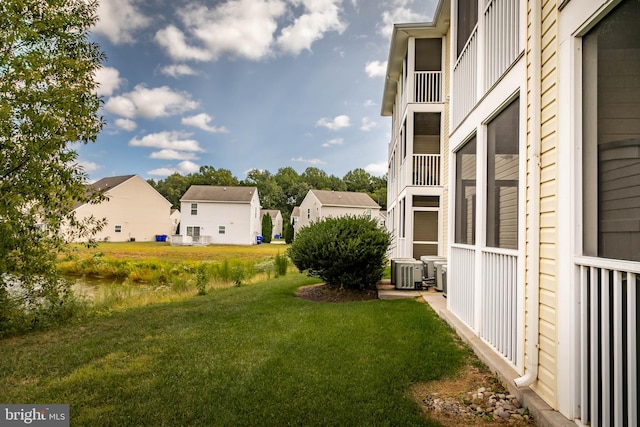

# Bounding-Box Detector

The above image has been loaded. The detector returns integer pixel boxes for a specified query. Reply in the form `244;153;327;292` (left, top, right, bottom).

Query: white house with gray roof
177;185;261;245
296;189;381;232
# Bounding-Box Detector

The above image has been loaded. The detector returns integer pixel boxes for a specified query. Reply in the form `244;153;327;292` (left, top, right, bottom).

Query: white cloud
160;64;199;78
147;167;179;177
78;160;102;173
291;157;326;165
322;138;344;148
150;149;200;161
365;60;387;78
94;67;124;97
360;117;377;131
316;114;351;131
181;113;229;133
155;25;214;62
155;0;347;62
364;162;387;175
94;0;151;44
129;131;205;152
147;160;201;177
104;85;199;119
379;2;431;38
114;118;137;132
276;0;347;55
363;99;377;107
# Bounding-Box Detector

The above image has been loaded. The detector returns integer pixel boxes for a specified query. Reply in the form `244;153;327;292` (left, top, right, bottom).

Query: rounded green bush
287;215;390;290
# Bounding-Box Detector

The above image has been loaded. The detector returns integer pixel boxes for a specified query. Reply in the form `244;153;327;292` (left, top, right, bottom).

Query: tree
150;173;190;209
243;169;284;211
0;0;104;335
343;168;373;193
261;213;273;243
284;219;294;244
190;166;238;187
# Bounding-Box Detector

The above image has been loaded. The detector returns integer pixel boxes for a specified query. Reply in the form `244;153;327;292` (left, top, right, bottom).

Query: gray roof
310;189;380;208
181;185;258;203
91;175;136;192
261;209;281;219
291;206;301;217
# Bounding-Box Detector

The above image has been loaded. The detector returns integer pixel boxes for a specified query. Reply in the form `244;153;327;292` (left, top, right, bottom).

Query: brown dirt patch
295;283;378;303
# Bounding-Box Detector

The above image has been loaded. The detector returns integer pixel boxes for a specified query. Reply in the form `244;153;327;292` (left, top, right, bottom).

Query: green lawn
0;273;467;426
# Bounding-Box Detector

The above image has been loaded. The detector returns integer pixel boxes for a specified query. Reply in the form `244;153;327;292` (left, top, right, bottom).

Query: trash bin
256;235;263;244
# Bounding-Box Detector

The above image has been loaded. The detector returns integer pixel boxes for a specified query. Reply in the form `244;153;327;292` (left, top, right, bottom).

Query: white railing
450;245;476;329
453;27;478;127
575;256;638;427
412;154;441;186
414;71;442;103
399;159;407;190
481;249;519;365
170;235;211;246
484;0;520;90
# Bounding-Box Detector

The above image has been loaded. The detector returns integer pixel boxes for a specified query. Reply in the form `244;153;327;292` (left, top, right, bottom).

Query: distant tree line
147;166;387;222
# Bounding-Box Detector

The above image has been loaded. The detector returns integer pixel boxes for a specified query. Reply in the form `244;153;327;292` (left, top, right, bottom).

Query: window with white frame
486;98;519;250
218;226;225;235
455;136;477;245
114;225;122;233
582;0;640;262
191;203;197;215
186;226;200;237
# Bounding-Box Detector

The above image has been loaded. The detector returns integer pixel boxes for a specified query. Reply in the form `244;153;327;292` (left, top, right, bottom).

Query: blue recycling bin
256;235;263;244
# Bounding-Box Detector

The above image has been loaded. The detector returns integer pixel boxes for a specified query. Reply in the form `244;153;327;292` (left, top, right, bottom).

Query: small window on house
187;226;193;236
219;226;225;235
191;203;198;215
115;225;122;233
307;208;311;219
365;209;372;219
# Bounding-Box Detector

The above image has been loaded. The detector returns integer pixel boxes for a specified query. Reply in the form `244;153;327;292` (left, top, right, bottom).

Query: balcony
414;71;442;103
412;154;441;186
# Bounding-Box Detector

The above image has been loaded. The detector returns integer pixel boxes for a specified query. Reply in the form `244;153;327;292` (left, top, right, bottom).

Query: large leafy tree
0;0;104;334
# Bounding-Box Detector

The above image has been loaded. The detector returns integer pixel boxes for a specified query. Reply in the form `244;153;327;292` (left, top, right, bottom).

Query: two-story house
382;1;639;425
296;190;381;232
177;185;261;245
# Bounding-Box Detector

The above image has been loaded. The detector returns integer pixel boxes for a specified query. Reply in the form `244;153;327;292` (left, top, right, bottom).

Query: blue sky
81;0;438;182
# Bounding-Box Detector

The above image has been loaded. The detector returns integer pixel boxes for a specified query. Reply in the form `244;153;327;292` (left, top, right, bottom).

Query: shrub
274;253;288;277
261;214;272;243
284;220;294;244
287;216;390;290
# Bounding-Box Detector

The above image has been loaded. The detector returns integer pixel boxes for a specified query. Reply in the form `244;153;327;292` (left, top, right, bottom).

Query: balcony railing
484;0;520;89
575;256;639;427
412;154;441;186
414;71;442;103
453;27;478;127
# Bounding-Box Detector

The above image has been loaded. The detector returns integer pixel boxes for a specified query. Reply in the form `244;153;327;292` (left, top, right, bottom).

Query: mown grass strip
0;274;465;426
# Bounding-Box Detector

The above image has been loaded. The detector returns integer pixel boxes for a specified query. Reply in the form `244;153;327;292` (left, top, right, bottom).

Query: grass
0;273;468;426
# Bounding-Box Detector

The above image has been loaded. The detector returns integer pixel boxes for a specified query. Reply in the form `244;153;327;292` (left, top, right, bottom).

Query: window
191;203;197;215
399;198;406;238
218;226;225;235
486;99;519;249
456;0;478;57
583;0;640;262
365;209;372;219
455;137;476;245
307;208;311;219
186;226;200;237
114;225;122;233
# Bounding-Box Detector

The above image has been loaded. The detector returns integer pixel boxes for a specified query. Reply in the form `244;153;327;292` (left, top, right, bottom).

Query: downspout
515;0;541;388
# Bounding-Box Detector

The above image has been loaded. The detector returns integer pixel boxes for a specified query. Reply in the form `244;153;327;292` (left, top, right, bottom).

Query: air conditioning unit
433;261;447;292
395;260;423;290
441;264;448;297
390;258;417;287
419;256;447;284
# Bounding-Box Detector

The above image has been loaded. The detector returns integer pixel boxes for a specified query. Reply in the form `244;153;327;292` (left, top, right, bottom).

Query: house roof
291;206;300;217
261;209;281;219
73;175;137;210
310;189;380;208
381;0;449;116
180;185;258;203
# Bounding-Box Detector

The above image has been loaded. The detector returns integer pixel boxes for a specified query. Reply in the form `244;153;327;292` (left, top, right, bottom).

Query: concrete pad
378;289;422;300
